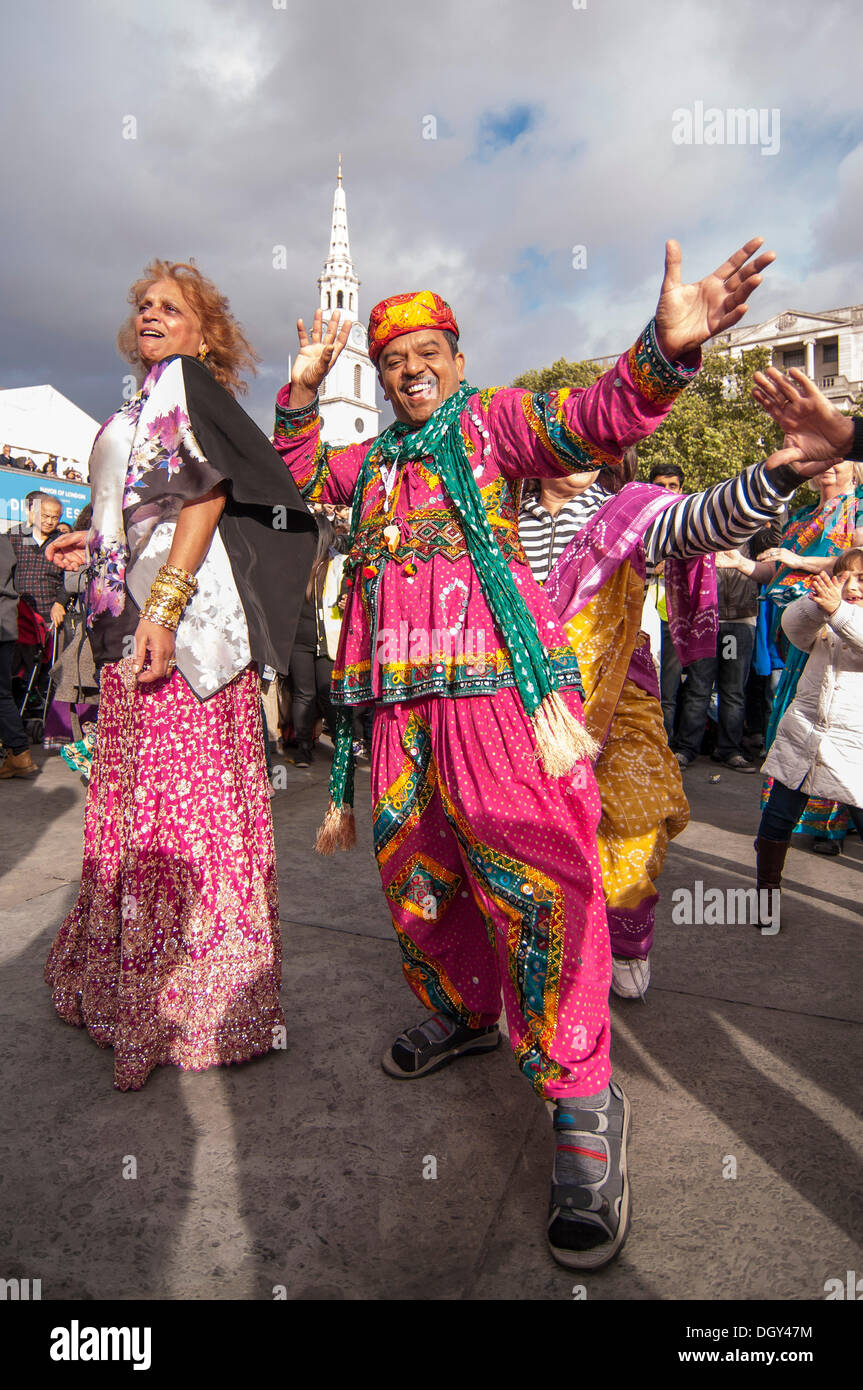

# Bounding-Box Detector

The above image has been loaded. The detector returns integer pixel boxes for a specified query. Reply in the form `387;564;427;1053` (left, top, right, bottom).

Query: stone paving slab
1;745;861;1300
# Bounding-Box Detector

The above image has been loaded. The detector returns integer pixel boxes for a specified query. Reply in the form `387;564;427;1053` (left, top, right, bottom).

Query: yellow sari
565;560;688;956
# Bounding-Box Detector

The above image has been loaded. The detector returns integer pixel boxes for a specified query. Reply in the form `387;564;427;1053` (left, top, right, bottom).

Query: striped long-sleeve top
518;463;796;584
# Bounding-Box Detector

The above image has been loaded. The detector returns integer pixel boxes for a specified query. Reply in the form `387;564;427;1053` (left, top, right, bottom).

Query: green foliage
512;358;603;394
514;344;793;492
637;346;784;490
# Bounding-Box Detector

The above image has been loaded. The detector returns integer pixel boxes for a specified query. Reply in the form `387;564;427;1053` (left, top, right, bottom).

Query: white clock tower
318;157;380;447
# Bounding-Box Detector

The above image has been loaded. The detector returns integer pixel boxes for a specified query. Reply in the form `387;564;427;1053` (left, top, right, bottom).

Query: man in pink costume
273;241;773;1269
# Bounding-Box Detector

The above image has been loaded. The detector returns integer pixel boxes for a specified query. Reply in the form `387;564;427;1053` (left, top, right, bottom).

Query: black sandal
381;1013;500;1079
547;1081;632;1270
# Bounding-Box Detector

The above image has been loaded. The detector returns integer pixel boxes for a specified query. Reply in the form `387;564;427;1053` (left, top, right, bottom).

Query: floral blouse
86;356;250;697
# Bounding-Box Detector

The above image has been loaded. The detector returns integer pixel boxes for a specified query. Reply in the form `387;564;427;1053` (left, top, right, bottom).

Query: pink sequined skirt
45;660;284;1091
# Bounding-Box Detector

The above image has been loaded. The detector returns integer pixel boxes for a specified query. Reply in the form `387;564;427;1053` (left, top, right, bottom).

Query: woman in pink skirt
45;260;316;1090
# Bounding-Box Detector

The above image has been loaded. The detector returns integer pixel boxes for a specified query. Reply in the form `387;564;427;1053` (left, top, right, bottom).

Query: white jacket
320;552;346;661
762;594;863;805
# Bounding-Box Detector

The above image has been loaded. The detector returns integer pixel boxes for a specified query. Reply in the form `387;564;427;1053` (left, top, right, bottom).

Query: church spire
318;156;360;322
315;158;380;448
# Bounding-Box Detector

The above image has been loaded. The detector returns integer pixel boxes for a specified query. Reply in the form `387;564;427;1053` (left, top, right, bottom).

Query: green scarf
315;381;596;854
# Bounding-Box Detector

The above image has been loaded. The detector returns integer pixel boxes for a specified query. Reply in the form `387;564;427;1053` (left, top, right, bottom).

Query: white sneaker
611;954;650;999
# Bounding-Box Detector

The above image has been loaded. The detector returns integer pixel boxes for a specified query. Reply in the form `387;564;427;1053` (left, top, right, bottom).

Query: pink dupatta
542;482;718;680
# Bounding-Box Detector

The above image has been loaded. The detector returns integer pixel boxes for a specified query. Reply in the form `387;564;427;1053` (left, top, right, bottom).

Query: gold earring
198;344;210;362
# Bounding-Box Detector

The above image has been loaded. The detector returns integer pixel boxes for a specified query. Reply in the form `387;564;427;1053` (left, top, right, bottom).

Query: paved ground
1;741;861;1302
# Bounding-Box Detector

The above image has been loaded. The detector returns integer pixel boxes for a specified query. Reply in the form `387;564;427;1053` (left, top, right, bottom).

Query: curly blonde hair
117;259;259;397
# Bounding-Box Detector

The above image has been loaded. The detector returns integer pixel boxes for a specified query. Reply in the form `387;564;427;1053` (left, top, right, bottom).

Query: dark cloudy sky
2;0;862;435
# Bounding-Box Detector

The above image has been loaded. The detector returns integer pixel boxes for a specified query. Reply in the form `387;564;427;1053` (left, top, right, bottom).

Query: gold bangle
158;563;198;594
141;563;198;633
147;582;192;607
141;595;185;618
140;608;181;632
149;578;194;601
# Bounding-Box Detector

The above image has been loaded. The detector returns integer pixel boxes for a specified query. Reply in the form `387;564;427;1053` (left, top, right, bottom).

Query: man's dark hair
26;490;60;513
649;462;684;486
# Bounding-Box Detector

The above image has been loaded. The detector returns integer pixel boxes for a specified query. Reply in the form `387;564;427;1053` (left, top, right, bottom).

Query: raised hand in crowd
809;571;845;615
752;367;855;461
290;309;352;408
654;236;775;360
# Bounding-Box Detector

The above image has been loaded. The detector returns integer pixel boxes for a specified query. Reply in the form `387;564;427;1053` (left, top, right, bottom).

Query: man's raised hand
291;309;351;407
752;366;854;462
654;237;775;361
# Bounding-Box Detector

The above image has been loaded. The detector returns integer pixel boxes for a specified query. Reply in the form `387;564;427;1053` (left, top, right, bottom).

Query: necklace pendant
383;524;400;554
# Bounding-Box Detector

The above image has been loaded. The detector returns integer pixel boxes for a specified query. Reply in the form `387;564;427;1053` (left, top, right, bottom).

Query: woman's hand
45;530;88;571
757;547;801;569
809;571;843;616
752;368;854;459
715;548;746;571
133;618;176;684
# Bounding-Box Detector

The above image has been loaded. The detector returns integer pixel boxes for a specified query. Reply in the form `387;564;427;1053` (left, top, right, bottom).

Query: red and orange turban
367;290;459;365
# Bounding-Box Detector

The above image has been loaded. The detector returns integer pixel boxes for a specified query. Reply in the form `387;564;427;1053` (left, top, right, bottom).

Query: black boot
753;836;789;932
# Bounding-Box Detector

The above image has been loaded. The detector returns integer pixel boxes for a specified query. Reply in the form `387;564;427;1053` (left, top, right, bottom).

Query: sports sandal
547;1081;632;1270
381;1012;500;1079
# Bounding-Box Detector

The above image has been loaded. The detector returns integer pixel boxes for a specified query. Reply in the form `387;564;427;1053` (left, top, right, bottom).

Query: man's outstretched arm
491;236;776;478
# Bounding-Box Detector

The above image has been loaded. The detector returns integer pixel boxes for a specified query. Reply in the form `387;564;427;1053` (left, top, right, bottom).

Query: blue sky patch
476;103;540;160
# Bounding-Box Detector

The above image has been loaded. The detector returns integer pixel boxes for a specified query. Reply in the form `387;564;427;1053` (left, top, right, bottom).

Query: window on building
783;347;805;369
326;293;331;309
337;291;344;309
349;294;354;310
355;418;365;434
354;364;362;398
822;339;839;366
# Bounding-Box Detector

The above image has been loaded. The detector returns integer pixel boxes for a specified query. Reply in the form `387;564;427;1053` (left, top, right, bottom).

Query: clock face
350;323;366;348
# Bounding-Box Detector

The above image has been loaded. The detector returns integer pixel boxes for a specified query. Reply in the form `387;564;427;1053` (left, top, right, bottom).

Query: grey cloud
1;0;862;435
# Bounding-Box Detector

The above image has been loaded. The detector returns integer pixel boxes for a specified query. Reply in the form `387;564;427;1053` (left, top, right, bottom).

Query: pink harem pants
370;685;612;1099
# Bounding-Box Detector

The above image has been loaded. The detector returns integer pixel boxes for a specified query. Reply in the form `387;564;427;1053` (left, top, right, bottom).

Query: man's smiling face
377;329;466;428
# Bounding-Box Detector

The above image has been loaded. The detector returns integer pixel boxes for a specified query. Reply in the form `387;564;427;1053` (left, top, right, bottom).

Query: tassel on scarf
314;709;357;854
531;690;598;775
315;800;357;855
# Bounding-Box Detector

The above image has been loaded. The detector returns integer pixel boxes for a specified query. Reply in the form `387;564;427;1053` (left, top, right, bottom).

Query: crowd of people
4;241;863;1275
0;443;84;480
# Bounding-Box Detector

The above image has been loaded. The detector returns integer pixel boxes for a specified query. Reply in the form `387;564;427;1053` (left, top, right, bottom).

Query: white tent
0;385;99;478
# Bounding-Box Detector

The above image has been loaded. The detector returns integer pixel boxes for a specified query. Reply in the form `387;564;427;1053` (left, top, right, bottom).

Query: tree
512;357;604;395
514;345;787;492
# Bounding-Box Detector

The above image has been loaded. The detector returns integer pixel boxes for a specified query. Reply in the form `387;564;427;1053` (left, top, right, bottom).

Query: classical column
804;338;815;378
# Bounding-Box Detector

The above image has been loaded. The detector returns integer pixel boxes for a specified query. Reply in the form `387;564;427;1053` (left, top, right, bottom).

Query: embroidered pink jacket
273;319;697;706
